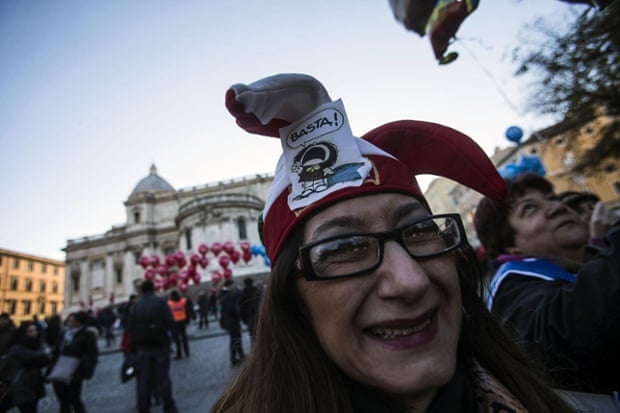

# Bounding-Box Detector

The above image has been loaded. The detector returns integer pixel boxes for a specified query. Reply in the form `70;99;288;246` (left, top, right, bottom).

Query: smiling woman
212;73;571;413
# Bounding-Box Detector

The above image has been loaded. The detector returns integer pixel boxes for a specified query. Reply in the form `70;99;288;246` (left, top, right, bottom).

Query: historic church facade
62;165;274;313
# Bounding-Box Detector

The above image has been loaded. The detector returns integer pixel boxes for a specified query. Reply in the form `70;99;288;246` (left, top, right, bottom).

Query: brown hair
212;214;570;412
474;173;554;258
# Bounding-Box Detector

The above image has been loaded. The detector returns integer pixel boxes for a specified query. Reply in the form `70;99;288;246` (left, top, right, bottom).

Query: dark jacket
127;292;175;351
7;338;50;405
51;327;98;382
219;288;242;332
239;285;261;326
489;220;620;393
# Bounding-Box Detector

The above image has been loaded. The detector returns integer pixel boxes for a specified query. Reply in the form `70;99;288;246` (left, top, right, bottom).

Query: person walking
127;280;177;413
49;311;99;413
6;322;50;413
239;278;261;346
196;291;209;329
166;290;193;359
219;280;245;367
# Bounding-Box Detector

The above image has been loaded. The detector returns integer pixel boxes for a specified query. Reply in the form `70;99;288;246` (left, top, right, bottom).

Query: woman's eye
314;237;372;262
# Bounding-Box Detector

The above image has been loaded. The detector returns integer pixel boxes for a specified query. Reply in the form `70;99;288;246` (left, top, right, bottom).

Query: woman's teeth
369;318;431;339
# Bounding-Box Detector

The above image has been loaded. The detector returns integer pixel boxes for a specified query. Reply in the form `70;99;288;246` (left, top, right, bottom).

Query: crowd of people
0;278;264;413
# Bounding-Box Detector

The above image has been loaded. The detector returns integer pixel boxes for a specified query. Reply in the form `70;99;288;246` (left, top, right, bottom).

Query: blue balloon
505;126;523;144
263;256;271;267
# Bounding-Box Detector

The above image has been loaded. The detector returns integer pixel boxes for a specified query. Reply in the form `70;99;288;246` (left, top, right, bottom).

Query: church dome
130;164;175;196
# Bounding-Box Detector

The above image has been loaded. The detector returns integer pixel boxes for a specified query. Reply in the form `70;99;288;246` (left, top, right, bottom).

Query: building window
9;277;18;291
27;261;34;271
7;300;16;316
39;281;46;293
52;282;58;294
115;267;123;284
12;258;19;269
72;275;80;293
53;266;59;275
50;302;58;315
22;300;31;316
185;228;192;250
41;263;47;273
25;279;32;292
38;299;45;315
237;217;248;240
134;211;141;224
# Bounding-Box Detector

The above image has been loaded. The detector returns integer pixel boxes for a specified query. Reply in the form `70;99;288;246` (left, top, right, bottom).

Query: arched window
185;228;193;250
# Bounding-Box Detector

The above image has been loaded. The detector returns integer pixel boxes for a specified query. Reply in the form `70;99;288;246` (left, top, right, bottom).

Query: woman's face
296;193;462;408
508;188;589;260
66;315;79;328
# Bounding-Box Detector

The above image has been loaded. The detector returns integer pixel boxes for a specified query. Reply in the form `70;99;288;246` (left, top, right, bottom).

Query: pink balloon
198;243;209;255
223;268;233;280
179;282;189;293
179;269;190;281
199;257;209;269
176;255;187;268
168;273;180;284
211;242;223;256
187;266;197;277
191;273;201;284
153;278;166;291
218;254;231;268
240;241;251;252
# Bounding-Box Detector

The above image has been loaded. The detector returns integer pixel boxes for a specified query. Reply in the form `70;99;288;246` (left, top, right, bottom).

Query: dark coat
239;285;261;326
127;292;175;351
51;327;99;381
490;220;620;393
7;340;50;405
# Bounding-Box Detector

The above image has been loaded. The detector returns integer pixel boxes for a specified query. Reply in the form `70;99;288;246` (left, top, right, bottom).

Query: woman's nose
374;240;430;302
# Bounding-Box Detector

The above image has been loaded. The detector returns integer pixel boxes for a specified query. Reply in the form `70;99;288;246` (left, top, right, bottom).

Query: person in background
212;73;572;412
127;280;177;413
166;290;194;359
7;322;50;413
219;279;245;367
239;278;262;346
0;313;16;413
197;291;210;329
97;306;117;349
49;311;99;413
208;288;218;321
474;172;620;394
43;315;62;353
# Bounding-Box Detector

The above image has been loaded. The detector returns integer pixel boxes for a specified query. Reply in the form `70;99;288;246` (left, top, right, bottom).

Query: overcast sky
0;1;582;260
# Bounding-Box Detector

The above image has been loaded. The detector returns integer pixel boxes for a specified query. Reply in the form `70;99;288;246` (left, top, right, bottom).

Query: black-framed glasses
298;213;464;281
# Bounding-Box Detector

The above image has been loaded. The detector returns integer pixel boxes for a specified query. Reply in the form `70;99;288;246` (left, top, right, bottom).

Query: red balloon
240;241;251;252
211;242;223;256
179;269;190;281
176;256;187;268
198;243;209;255
153;278;166;291
230;250;241;264
155;264;168;276
191;273;201;284
139;256;150;269
187;266;197;277
150;255;160;267
223;241;235;255
211;271;222;284
218;254;231;268
190;253;201;265
165;254;176;267
223;268;233;279
242;250;252;263
179;282;188;293
168;272;180;284
144;268;156;280
199;257;209;269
